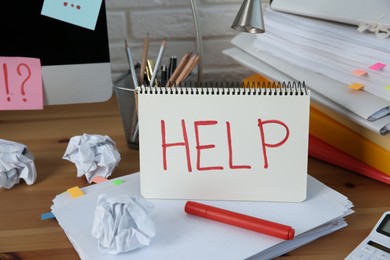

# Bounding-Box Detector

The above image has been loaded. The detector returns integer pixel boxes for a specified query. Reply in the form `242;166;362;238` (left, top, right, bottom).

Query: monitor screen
0;1;112;105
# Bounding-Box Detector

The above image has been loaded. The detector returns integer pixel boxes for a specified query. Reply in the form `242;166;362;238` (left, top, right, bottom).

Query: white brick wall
106;0;270;83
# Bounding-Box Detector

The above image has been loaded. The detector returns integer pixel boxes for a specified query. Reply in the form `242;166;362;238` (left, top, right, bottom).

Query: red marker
184;201;295;240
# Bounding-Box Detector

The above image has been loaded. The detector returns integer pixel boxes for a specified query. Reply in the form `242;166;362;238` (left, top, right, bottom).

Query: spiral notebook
137;83;311;202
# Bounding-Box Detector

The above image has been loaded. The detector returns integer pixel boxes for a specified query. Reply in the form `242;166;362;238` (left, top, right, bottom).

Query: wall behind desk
106;0;270;83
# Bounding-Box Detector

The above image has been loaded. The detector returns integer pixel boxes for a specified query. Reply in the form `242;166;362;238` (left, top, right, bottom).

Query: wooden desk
0;96;389;260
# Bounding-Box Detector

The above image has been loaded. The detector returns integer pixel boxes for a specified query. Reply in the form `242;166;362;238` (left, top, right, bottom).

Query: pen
139;32;150;85
149;38;167;87
380;122;390;135
368;107;390;121
168;56;177;78
184;201;295;240
160;64;168;87
125;39;139;88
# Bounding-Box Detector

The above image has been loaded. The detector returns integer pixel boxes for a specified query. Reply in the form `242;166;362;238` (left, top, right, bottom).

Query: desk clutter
50;172;353;260
1;95;355;259
47;42;352;259
12;4;390;257
223;2;390;186
0;134;121;189
96;30;356;259
126;34;199;89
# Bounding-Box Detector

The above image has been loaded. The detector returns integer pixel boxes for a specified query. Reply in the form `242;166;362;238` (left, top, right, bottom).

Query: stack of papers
51;172;353;259
224;8;390;135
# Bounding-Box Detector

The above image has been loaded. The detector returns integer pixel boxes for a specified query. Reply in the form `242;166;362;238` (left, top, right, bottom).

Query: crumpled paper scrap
0;139;37;189
63;134;121;183
91;194;156;254
358;23;390;38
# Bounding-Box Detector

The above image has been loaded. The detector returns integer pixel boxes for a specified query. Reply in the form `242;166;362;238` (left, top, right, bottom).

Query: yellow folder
311;100;390;153
310;106;390;176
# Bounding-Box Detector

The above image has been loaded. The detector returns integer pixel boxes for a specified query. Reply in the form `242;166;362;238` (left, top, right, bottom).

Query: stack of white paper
51;172;353;260
224;8;390;135
270;0;390;36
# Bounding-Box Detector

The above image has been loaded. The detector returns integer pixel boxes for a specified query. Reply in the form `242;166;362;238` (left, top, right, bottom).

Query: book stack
224;3;390;185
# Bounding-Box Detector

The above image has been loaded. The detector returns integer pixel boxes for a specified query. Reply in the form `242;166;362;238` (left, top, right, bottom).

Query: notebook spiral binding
138;81;308;96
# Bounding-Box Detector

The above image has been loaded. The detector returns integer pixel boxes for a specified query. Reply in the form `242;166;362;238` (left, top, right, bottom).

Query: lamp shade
231;0;265;33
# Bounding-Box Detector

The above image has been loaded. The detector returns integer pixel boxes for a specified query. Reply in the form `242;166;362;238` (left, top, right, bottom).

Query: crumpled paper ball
91;194;156;254
63;134;121;183
0;139;37;189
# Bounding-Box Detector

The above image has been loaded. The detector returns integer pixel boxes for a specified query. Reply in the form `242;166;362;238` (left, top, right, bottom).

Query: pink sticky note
0;57;43;110
348;83;364;90
91;176;108;184
352;69;368;76
369;62;386;71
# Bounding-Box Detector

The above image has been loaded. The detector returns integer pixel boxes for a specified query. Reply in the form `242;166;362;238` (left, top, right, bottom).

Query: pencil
125;39;139;88
149;38;167;87
139;33;149;85
175;54;199;86
166;52;191;87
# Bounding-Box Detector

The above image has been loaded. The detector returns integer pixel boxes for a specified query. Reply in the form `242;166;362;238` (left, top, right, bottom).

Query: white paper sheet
51;172;353;260
270;0;390;34
137;84;310;202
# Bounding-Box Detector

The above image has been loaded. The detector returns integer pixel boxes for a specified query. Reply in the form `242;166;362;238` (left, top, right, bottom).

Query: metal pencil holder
113;72;139;149
113;70;195;149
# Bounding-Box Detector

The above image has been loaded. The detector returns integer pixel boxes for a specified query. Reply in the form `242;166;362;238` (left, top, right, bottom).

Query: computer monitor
0;1;112;105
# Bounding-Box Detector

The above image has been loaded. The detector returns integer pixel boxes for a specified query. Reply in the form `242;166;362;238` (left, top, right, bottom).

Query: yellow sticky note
385;85;390;91
67;186;84;198
348;83;364;90
352;69;368;76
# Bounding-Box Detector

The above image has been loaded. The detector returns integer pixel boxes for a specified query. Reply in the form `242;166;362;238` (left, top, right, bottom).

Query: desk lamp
190;0;203;84
189;0;264;84
232;0;265;33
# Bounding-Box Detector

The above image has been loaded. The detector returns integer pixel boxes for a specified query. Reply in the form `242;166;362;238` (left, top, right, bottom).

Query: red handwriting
17;63;31;102
161;120;192;172
2;63;10;101
0;57;42;110
257;119;290;169
2;62;32;102
195;120;224;171
160;119;290;172
226;121;252;170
